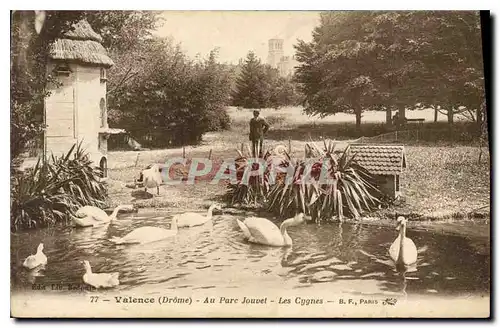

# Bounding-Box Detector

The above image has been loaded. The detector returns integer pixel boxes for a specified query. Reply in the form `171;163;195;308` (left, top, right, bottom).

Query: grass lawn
106;106;490;222
381;146;490;220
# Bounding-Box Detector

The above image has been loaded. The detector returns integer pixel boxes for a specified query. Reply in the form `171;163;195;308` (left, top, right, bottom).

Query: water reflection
11;212;490;298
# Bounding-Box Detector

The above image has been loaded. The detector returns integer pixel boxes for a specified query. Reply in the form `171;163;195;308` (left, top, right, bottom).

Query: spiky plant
266;140;381;222
225;148;273;206
11;142;107;231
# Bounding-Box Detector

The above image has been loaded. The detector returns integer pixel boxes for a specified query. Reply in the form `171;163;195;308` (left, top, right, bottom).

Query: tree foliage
82;11;232;146
11;11;85;165
232;51;303;109
84;10;163;51
109;39;233;146
232;51;270;108
294;11;485;128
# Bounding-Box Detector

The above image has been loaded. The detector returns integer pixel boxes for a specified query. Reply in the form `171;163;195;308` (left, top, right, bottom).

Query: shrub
206;107;231;132
224;141;382;222
266;141;381;222
109;43;234;149
225;149;275;206
11;142;107;231
265;115;286;127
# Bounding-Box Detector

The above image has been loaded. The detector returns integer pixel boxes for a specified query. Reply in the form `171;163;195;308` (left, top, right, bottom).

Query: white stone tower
267;38;284;68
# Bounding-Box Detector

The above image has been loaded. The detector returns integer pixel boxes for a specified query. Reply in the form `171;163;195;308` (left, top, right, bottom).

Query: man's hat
253;110;260;115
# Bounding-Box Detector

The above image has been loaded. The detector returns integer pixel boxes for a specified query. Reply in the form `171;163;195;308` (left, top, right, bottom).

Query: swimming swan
109;217;178;245
72;204;134;227
142;164;163;195
237;213;306;247
81;260;119;288
23;243;47;270
175;203;222;228
389;216;418;267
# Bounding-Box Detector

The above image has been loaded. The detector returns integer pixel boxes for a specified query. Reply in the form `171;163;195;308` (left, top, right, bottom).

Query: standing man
392;112;400;128
249;110;270;158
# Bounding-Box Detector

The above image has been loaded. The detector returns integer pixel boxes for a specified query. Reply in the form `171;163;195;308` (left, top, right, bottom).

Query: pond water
11;211;490;300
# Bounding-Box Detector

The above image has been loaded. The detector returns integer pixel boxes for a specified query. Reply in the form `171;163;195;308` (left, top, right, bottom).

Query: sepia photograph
9;9;491;319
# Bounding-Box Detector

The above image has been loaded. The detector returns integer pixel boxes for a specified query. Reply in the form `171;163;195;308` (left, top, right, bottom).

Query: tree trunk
399;107;406;127
476;107;483;134
447;108;454;124
386;107;392;126
398;107;405;118
434;107;438;122
355;106;362;130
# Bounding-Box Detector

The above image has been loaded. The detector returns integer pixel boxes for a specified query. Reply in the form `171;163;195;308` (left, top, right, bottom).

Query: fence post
208;149;212;160
395;131;398;141
183;146;186;159
134;153;140;167
288;138;291;153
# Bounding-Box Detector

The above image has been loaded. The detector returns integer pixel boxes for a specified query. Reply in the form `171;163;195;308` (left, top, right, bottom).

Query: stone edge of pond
115;205;490;223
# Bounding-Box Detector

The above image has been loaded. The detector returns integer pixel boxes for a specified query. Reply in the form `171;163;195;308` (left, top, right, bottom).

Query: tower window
54;64;72;77
100;68;107;83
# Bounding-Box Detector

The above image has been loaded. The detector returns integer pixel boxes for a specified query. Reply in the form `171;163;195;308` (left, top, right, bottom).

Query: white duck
72;204;134;228
23;243;47;270
389;216;418;267
142;164;163;195
175;203;222;228
81;260;119;289
237;213;306;247
109;217;178;245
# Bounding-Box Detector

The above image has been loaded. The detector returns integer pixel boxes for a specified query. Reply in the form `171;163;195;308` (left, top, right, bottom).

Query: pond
11;211;490;303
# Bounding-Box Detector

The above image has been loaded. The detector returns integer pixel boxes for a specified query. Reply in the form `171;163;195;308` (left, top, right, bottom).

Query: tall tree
232;51;270;109
368;11;485;124
294;11;485;129
294;12;385;129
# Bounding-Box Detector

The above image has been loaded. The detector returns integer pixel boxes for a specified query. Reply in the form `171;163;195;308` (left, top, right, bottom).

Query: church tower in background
267;38;284;69
267;38;297;77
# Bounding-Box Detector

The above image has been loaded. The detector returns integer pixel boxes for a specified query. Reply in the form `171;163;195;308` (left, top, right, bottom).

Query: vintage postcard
10;10;491;318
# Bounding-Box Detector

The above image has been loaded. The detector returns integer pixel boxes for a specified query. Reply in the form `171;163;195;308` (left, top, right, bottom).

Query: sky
153;11;321;64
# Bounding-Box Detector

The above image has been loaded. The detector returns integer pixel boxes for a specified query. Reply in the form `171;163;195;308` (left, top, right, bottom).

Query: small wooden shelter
348;144;407;199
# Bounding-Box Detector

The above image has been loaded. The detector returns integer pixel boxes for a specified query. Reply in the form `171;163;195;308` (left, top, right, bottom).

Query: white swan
389;216;418;267
236;213;306;247
175;203;222;228
142;164;163;195
109;217;178;245
23;243;47;270
72;204;134;227
81;260;119;289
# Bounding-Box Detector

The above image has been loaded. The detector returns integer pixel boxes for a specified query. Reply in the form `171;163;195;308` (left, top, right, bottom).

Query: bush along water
11;142;108;231
225;140;383;223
